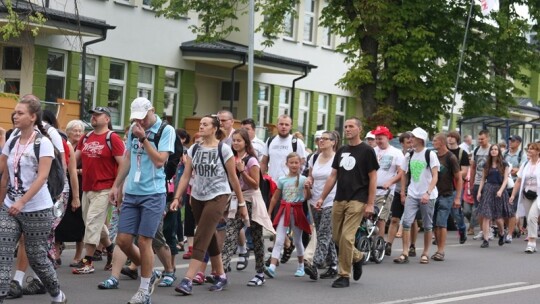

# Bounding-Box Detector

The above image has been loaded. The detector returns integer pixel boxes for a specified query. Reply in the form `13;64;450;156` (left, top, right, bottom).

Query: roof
0;1;115;36
180;40;317;75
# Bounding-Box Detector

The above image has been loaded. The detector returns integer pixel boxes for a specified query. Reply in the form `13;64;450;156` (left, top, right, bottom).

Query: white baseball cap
314;130;326;139
130;97;153;120
365;131;375;140
411;127;428;142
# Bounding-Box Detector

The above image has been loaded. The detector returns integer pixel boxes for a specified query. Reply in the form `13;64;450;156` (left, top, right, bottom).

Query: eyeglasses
318;137;334;141
220;119;231;122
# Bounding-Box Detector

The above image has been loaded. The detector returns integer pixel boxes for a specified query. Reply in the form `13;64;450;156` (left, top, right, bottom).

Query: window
80;56;98;122
108;61;127;128
279;87;291;116
45;51;66;102
0;46;22;94
138;65;154;100
283;12;295;39
220;81;240;117
335;96;346;135
322;27;333;48
299;91;311;143
317;93;329;130
164;69;179;124
303;0;316;43
257;84;271;128
142;0;152;6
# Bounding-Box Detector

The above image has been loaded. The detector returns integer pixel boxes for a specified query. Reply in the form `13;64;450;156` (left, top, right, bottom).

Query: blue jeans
433;193;454;228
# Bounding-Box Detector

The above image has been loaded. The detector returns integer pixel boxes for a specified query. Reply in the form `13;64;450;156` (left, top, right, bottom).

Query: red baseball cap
371;125;393;140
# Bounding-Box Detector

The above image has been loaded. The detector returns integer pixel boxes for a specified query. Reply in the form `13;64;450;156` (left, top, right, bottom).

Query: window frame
137;64;155;101
164;69;180;126
257;84;271;128
108;60;128;129
0;46;22;94
335;96;346;135
79;56;99;122
283;11;296;40
278;87;292;117
298;90;311;144
45;50;67;102
317;93;329;130
303;0;317;44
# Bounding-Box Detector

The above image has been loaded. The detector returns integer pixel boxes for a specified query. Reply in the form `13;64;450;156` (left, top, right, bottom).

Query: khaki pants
82;190;111;246
332;200;365;278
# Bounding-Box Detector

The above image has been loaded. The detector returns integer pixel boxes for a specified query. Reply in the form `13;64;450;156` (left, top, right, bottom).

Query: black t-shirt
436;151;460;196
332;142;379;202
449;147;469;168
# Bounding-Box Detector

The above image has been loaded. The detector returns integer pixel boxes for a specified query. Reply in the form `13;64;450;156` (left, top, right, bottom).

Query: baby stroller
354;191;391;264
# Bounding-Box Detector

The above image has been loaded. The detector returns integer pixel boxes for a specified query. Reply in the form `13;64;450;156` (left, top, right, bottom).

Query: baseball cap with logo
411;127;428;142
371;125;393;140
130;97;153;120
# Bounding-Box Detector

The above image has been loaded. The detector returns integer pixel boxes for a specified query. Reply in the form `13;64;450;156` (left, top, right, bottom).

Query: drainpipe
230;57;246;112
290;67;309;121
80;29;109;121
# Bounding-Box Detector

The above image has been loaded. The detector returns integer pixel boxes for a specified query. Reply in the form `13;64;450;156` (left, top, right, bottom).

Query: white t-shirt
263;134;306;181
188;144;234;201
2;134;55;212
403;148;440;200
374;145;405;196
252;136;266;162
308;154;336;208
43;123;65;153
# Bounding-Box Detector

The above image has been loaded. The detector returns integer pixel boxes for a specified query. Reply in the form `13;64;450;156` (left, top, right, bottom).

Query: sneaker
385;242;392;256
352;255;364;281
498;233;506;246
505;235;513;244
525;245;537;253
69;260;84;268
50;291;67;304
263;266;276;278
209;275;228;291
92;250;103;261
304;261;318;280
331;276;350;288
193;272;205;285
205;273;218;284
6;280;23;299
175;278;193;295
72;259;94;274
158;272;176;287
121;266;139;280
294;267;305;277
459;230;467;244
320;267;338;279
473;231;484;240
148;269;162;295
408;246;416;257
23;277;46;295
98;276;119;290
128;288;150;304
481;240;489;248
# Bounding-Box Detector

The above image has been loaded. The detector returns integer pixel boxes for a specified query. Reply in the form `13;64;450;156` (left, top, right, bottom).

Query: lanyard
13;131;37;190
136;131;151;170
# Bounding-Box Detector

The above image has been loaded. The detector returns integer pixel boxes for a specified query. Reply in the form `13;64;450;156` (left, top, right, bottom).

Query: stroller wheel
371;236;386;264
355;236;371;264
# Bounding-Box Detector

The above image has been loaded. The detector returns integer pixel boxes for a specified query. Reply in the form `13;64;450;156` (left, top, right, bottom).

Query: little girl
265;152;311;278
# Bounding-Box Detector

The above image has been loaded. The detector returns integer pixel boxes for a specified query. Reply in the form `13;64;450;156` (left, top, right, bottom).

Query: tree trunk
359;34;379;119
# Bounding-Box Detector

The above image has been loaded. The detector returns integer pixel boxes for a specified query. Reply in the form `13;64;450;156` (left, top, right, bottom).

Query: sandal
393;254;409;264
247;274;265;287
431;252;445;261
420;254;429;264
280;244;295;264
236;252;250;271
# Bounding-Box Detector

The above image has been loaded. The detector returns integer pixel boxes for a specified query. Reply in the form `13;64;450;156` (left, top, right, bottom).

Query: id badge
134;171;141;183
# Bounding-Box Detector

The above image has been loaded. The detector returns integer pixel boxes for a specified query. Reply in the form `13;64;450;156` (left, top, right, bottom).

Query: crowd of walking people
0;95;539;304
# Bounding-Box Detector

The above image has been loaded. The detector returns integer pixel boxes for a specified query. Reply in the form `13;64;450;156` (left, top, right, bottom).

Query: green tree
152;0;540;133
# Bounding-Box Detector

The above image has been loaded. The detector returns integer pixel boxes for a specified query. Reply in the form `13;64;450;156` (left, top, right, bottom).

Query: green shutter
32;45;48;99
125;61;139;126
96;57;110;107
179;69;195;128
154;66;166;117
65;52;81;100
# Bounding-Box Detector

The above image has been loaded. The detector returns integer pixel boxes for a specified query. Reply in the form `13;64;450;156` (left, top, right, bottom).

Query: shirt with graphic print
277;175;307;203
332;142;379;202
125;116;175;195
77;131;125;191
263;134;307;182
374;145;405;196
473;146;490;185
188;143;234;201
2;133;55;212
403;148;440;200
436;151;460;196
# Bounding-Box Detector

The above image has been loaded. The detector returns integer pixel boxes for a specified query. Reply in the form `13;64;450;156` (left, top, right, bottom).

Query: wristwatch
139;136;147;144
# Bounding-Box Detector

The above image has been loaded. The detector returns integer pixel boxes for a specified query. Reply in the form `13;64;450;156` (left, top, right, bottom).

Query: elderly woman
510;142;540;253
55;119;86;266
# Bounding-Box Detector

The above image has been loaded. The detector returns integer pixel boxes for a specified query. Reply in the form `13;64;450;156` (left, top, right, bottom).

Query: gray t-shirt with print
473;146;490;185
188;144;233;201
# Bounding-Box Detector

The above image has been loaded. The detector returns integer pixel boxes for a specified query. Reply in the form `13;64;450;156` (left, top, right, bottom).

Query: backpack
266;135;298;163
152;121;184;181
82;130;114;151
503;149;523;165
9;133;65;199
302;152;320;177
242;155;276;206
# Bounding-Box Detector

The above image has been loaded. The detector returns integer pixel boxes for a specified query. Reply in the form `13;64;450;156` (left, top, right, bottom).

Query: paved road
6;232;540;304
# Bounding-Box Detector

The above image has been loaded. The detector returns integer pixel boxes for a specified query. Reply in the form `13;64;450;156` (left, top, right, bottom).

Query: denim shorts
433;193;455;228
402;196;435;231
118;193;166;238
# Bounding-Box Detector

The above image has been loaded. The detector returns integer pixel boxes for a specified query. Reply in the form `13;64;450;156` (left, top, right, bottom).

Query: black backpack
242;155;272;205
406;149;432;186
82;130;114;151
9;133;65;199
152;121;184;181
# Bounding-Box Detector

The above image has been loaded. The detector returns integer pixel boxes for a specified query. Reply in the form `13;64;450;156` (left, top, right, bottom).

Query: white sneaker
505;235;513;244
473;231;483;240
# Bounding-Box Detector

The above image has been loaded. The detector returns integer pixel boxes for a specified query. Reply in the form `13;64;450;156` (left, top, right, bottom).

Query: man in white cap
365;131;377;148
109;97;176;304
394;127;439;265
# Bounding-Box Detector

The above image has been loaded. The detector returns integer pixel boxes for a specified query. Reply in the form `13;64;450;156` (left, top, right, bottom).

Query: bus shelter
459;116;540;149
